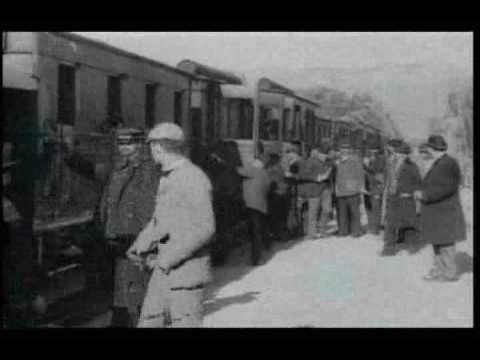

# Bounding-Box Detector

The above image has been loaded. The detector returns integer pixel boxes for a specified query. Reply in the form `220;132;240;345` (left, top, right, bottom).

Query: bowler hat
426;135;448;151
395;141;411;155
116;128;145;145
147;123;185;143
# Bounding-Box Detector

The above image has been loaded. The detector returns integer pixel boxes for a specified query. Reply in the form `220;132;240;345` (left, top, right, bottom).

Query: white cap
147;123;185;142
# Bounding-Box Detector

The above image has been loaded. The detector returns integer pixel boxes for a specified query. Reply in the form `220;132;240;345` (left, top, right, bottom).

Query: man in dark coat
415;135;466;282
266;153;290;242
333;139;365;237
382;141;422;256
67;128;159;327
363;145;386;235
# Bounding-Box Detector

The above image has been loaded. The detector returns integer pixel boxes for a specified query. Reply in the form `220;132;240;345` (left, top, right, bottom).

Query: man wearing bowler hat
333;138;365;237
381;141;422;256
414;135;466;282
127;123;215;327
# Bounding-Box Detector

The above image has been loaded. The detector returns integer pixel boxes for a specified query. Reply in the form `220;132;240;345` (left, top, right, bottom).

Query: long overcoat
385;158;422;229
419;154;466;245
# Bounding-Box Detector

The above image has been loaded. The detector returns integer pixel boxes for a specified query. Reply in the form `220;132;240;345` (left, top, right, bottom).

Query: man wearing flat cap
127;123;215;327
381;141;422;256
414;135;466;282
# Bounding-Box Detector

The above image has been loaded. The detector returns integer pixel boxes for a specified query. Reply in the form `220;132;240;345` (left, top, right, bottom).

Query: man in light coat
127;123;215;327
414;135;466;282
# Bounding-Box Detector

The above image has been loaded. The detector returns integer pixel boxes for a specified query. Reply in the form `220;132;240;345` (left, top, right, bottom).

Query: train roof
221;76;319;107
53;32;195;79
177;59;243;85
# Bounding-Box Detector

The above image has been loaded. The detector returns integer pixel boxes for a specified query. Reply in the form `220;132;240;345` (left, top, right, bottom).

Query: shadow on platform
204;291;260;316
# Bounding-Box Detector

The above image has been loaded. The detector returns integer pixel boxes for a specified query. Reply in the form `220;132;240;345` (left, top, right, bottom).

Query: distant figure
128;123;215;327
381;139;403;227
363;144;386;235
381;141;422;256
414;135;467;282
236;155;272;266
98;128;159;327
296;147;333;239
266;153;290;242
333;139;365;237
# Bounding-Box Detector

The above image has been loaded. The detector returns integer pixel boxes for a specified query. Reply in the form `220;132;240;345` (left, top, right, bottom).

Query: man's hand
126;246;144;267
414;190;424;201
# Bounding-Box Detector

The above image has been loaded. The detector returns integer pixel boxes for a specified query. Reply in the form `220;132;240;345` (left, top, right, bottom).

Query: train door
3;87;39;326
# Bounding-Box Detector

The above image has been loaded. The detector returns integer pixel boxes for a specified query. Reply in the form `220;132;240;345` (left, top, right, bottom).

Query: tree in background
429;81;473;187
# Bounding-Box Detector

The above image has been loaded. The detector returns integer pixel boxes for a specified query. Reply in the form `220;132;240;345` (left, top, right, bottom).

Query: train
2;31;391;325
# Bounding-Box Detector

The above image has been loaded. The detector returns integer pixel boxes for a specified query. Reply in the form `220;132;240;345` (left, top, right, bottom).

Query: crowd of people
2;120;468;328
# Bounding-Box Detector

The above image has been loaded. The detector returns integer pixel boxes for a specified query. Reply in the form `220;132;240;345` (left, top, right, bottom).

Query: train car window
145;84;157;129
174;91;183;127
282;108;291;140
58;64;76;126
107;75;122;121
2;32;7;51
240;101;253;139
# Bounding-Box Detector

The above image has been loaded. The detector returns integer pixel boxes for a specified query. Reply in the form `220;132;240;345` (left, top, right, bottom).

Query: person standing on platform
97;128;159;327
363;145;386;235
381;139;403;227
266;153;290;242
381;141;422;256
236;154;272;266
333;139;365;238
128;123;215;327
414;135;466;282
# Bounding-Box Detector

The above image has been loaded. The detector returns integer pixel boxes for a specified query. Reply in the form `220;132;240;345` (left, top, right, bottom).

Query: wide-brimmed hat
147;123;185;143
3;143;20;169
426;135;448;151
116;128;145;145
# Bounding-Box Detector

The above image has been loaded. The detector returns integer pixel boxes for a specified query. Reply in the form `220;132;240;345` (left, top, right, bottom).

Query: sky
75;32;472;72
74;32;473;139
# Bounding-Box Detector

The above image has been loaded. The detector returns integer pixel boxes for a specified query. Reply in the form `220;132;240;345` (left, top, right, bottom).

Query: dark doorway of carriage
58;64;76;126
145;83;157;129
3;87;39;327
174;90;183;128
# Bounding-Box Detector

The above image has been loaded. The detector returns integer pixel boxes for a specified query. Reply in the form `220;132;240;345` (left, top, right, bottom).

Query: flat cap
147;123;185;142
426;135;448;151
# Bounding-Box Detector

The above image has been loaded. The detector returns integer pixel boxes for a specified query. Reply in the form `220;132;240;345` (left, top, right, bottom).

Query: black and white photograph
2;31;473;328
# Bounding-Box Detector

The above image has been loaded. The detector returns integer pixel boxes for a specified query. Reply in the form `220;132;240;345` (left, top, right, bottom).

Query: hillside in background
241;62;472;142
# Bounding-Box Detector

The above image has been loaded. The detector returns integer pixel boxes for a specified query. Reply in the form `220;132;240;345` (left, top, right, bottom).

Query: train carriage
3;32;198;322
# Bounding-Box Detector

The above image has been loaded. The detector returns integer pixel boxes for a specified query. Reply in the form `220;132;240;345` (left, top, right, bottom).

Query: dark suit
383;158;422;251
420;154;466;280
